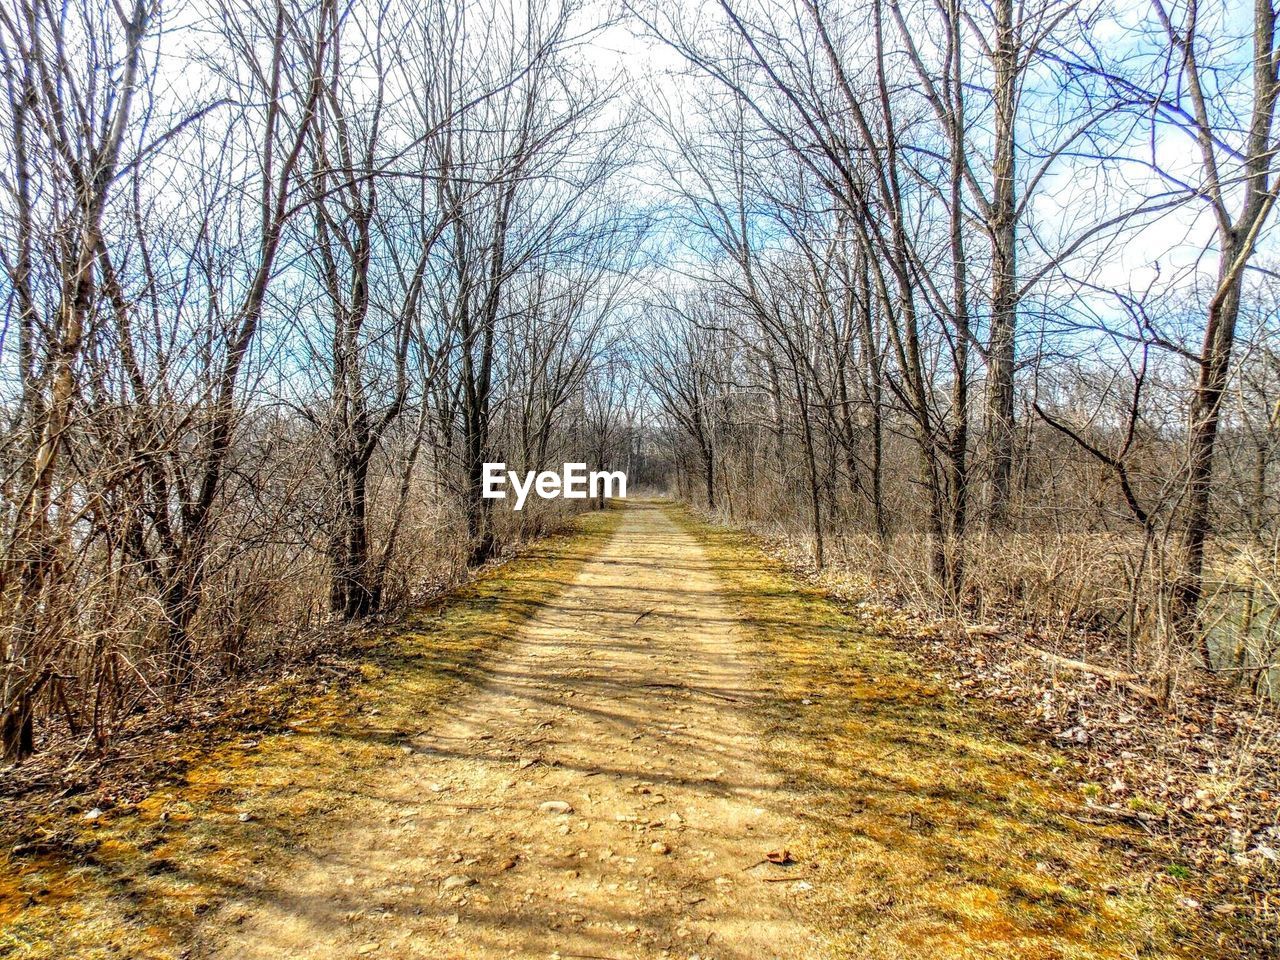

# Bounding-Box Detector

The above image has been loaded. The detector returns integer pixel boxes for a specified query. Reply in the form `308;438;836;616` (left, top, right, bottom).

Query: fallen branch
1067;804;1166;833
1084;804;1164;824
1023;644;1160;701
640;682;741;703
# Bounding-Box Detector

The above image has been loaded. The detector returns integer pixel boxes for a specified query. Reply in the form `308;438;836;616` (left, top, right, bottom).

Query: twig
640;682;740;703
1076;804;1163;824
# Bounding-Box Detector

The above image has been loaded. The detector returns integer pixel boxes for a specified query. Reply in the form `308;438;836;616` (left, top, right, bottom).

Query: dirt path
202;503;820;960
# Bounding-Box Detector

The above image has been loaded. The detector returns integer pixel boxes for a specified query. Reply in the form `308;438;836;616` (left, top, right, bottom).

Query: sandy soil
198;502;820;960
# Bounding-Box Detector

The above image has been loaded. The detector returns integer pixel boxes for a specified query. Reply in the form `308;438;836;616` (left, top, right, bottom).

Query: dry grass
0;507;622;959
674;507;1250;959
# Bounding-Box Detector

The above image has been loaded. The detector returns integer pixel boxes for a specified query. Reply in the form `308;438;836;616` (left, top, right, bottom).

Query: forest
1;0;1278;956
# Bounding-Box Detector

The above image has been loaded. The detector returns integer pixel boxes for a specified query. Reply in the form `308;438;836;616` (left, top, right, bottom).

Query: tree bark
985;0;1018;528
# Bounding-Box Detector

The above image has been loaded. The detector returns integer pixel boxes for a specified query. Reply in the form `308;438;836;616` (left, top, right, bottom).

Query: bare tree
0;0;160;759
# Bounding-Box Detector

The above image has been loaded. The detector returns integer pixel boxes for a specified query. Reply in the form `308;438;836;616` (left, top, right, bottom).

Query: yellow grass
671;505;1242;960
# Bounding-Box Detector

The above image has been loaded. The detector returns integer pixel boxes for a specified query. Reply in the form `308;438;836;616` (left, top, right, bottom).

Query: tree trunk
703;445;716;511
1;689;35;764
330;454;377;619
465;413;495;566
1176;244;1245;668
857;255;887;542
986;0;1017;528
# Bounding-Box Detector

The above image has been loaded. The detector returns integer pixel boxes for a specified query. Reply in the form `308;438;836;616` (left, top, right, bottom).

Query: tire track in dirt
201;502;821;959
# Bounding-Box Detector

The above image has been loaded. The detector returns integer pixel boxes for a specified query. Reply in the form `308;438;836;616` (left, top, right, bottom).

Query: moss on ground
671;506;1243;960
0;508;622;960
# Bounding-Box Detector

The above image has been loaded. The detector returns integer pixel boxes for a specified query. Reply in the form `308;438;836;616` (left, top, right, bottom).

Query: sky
585;0;1278;351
